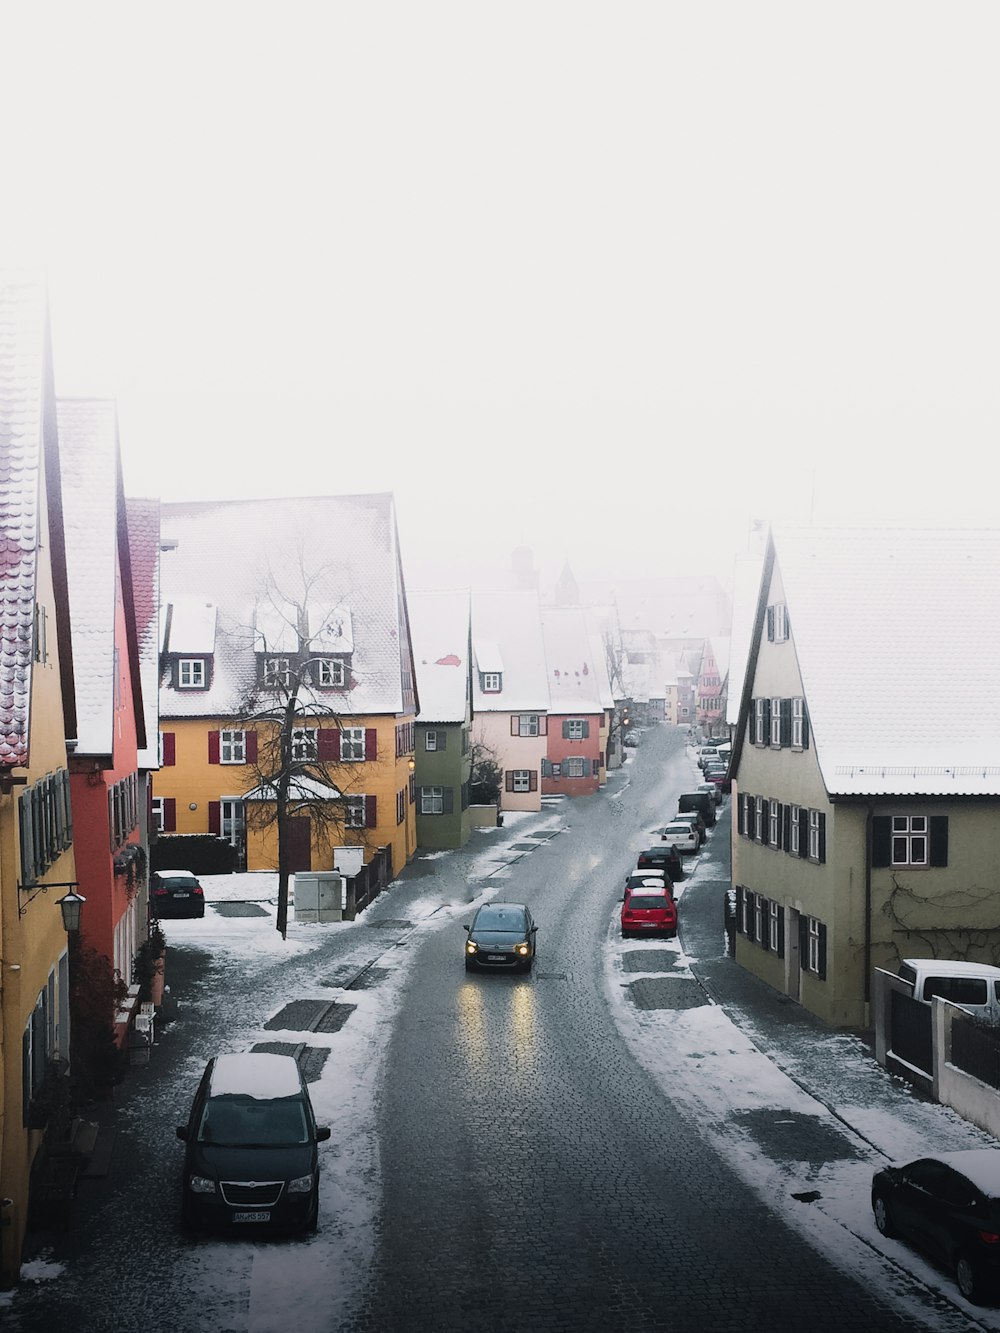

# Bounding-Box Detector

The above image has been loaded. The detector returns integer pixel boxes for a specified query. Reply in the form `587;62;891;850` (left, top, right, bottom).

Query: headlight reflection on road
457;972;539;1073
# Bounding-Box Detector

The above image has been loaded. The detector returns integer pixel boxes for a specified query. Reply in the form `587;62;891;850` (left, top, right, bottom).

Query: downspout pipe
864;802;874;1016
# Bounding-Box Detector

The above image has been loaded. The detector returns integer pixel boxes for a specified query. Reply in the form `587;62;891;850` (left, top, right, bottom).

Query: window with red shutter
163;799;176;832
365;729;377;761
365;795;377;828
246;731;258;763
208;731;220;764
208;801;221;834
161;733;176;766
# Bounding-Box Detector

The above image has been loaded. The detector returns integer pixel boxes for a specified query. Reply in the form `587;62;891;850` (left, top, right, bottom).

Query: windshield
474;908;526;932
197;1094;309;1146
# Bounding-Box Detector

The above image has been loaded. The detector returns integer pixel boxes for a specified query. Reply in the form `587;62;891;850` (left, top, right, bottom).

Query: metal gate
890;988;933;1076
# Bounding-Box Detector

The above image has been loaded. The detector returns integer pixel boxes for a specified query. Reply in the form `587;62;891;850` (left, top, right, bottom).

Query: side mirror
530;925;538;934
315;1126;332;1143
463;924;470;933
176;1126;188;1141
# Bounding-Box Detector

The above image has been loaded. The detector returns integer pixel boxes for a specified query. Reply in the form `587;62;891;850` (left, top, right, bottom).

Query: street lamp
55;890;86;933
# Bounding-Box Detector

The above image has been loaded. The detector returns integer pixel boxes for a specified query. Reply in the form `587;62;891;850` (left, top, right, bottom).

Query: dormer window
481;672;502;693
263;657;292;688
315;658;346;688
178;658;207;689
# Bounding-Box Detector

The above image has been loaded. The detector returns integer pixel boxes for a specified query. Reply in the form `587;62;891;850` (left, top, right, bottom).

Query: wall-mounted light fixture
18;880;85;927
55;890;86;933
407;758;416;772
189;802;198;811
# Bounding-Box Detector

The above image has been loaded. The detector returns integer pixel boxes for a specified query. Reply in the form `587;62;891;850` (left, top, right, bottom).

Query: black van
678;790;716;827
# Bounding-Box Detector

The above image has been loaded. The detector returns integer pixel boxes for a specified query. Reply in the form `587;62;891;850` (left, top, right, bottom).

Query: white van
897;958;1000;1019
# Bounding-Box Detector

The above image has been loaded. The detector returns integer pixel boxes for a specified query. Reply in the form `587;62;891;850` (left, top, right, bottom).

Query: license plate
487;954;506;961
233;1210;271;1223
173;892;190;898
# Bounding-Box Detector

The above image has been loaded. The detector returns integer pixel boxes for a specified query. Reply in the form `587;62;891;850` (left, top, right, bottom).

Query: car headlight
466;941;478;954
287;1173;315;1195
189;1175;216;1195
515;942;529;956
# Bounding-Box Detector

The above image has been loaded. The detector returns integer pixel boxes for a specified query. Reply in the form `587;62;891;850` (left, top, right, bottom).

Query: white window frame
891;814;929;867
768;900;780;951
754;895;764;942
482;672;501;692
220;798;246;848
292;727;318;761
178;658;205;689
565;757;585;778
512;770;531;792
754;795;764;842
151;798;164;833
341;727;365;762
421;786;444;814
425;731;439;751
264;657;291;688
770;698;782;747
220;729;246;764
773;602;789;642
316;659;345;688
791;697;806;748
345;795;366;828
807;917;821;973
808;809;822;860
741;891;754;936
768;802;780;847
753;698;767;745
567;719;585;739
518;715;540;737
788;803;801;856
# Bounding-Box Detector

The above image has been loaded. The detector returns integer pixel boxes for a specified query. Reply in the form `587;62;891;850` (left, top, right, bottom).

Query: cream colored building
731;526;1000;1029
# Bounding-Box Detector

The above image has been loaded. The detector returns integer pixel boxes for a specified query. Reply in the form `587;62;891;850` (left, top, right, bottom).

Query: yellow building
0;275;79;1286
153;495;418;885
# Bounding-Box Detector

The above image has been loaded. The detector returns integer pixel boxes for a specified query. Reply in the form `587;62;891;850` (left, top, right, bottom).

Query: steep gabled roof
471;589;549;713
737;525;1000;797
159;493;415;719
541;606;609;714
0;272;76;766
408;588;471;724
58;399;122;755
125;497;161;769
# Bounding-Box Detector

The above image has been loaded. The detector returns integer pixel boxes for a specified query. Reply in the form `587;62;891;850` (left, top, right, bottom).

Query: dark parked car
677;791;717;828
151;869;205;919
464;902;537;972
871;1150;1000;1303
635;845;684;883
177;1052;330;1233
621;882;677;938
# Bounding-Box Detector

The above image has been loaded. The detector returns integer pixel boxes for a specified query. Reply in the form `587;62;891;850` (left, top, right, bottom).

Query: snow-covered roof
159;494;415;720
769;526;1000;796
209;1051;302;1099
471;590;548;712
126;498;161;770
727;553;765;726
244;775;342;802
408;588;471;724
58;399;119;754
0;273;47;766
167;598;219;654
541;607;609;714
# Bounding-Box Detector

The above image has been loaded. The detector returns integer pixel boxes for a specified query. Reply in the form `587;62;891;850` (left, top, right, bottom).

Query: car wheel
464;957;475;972
304;1195;319;1234
955;1253;990;1304
872;1192;896;1238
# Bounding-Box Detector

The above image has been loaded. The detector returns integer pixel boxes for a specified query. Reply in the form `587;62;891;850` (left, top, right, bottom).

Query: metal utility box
293;871;344;923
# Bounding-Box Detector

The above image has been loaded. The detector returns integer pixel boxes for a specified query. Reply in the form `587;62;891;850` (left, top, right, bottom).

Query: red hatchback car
621;881;677;939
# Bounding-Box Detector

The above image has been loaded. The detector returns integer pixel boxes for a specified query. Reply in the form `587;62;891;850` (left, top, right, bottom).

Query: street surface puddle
212;902;270;917
730;1109;862;1165
625;976;708;1011
265;999;357;1031
621;950;684;974
251;1041;331;1082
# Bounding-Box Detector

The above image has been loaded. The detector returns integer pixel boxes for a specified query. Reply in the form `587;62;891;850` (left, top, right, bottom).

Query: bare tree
234;560;371;938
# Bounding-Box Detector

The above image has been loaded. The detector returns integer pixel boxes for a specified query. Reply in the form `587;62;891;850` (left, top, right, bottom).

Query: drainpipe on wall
864;802;874;1027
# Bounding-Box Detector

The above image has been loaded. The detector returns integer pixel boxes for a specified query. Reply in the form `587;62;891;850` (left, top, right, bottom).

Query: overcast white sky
3;2;999;591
